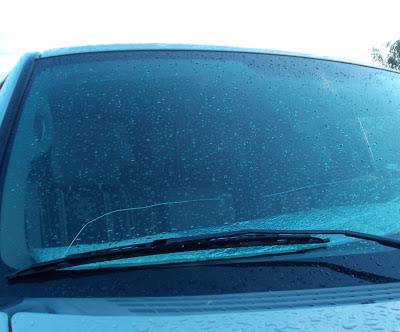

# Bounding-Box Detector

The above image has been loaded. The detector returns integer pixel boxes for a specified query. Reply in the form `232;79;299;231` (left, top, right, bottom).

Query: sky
1;0;400;80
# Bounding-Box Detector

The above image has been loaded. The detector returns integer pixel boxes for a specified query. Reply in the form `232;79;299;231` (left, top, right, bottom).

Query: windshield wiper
7;229;400;283
7;230;328;282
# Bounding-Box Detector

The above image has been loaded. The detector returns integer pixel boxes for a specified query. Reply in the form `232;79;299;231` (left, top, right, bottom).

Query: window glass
2;51;400;269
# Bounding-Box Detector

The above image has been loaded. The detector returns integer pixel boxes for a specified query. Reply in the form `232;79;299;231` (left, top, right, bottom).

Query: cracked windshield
2;50;400;269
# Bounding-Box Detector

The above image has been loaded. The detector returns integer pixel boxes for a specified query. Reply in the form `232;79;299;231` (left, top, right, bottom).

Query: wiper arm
7;230;328;282
7;229;400;283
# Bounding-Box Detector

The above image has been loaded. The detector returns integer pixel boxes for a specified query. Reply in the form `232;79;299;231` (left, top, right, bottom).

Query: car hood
5;282;400;331
6;301;400;332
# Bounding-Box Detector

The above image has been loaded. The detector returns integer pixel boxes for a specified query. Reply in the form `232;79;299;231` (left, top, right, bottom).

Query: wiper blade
7;230;328;282
7;229;400;283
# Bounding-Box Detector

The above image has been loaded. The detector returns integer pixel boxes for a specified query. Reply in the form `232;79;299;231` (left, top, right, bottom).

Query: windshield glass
2;50;400;270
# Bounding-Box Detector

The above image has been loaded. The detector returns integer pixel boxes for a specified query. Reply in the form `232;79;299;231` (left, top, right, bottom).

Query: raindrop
342;322;357;330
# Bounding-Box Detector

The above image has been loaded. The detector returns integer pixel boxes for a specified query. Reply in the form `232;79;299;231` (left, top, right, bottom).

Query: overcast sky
1;0;400;79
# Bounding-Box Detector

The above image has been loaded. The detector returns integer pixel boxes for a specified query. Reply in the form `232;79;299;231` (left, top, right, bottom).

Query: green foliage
372;39;400;70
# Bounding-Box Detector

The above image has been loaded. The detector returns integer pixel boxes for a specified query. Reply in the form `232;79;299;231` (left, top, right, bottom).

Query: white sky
1;0;400;79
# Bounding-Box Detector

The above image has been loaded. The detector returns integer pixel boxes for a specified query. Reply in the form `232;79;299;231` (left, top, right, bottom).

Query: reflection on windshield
1;51;400;269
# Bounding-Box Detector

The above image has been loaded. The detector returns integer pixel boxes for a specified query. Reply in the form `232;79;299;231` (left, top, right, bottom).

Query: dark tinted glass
2;51;400;269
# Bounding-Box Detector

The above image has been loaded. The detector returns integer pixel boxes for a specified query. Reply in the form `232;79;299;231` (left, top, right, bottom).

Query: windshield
2;50;400;270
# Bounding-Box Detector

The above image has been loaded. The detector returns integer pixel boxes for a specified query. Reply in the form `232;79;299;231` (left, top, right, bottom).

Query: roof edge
37;43;398;73
39;43;335;60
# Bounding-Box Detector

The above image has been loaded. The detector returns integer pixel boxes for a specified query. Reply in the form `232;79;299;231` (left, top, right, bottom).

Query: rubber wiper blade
8;229;400;283
7;229;328;282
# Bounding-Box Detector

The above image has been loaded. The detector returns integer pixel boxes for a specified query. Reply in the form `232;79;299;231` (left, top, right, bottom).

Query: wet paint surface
10;300;400;332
